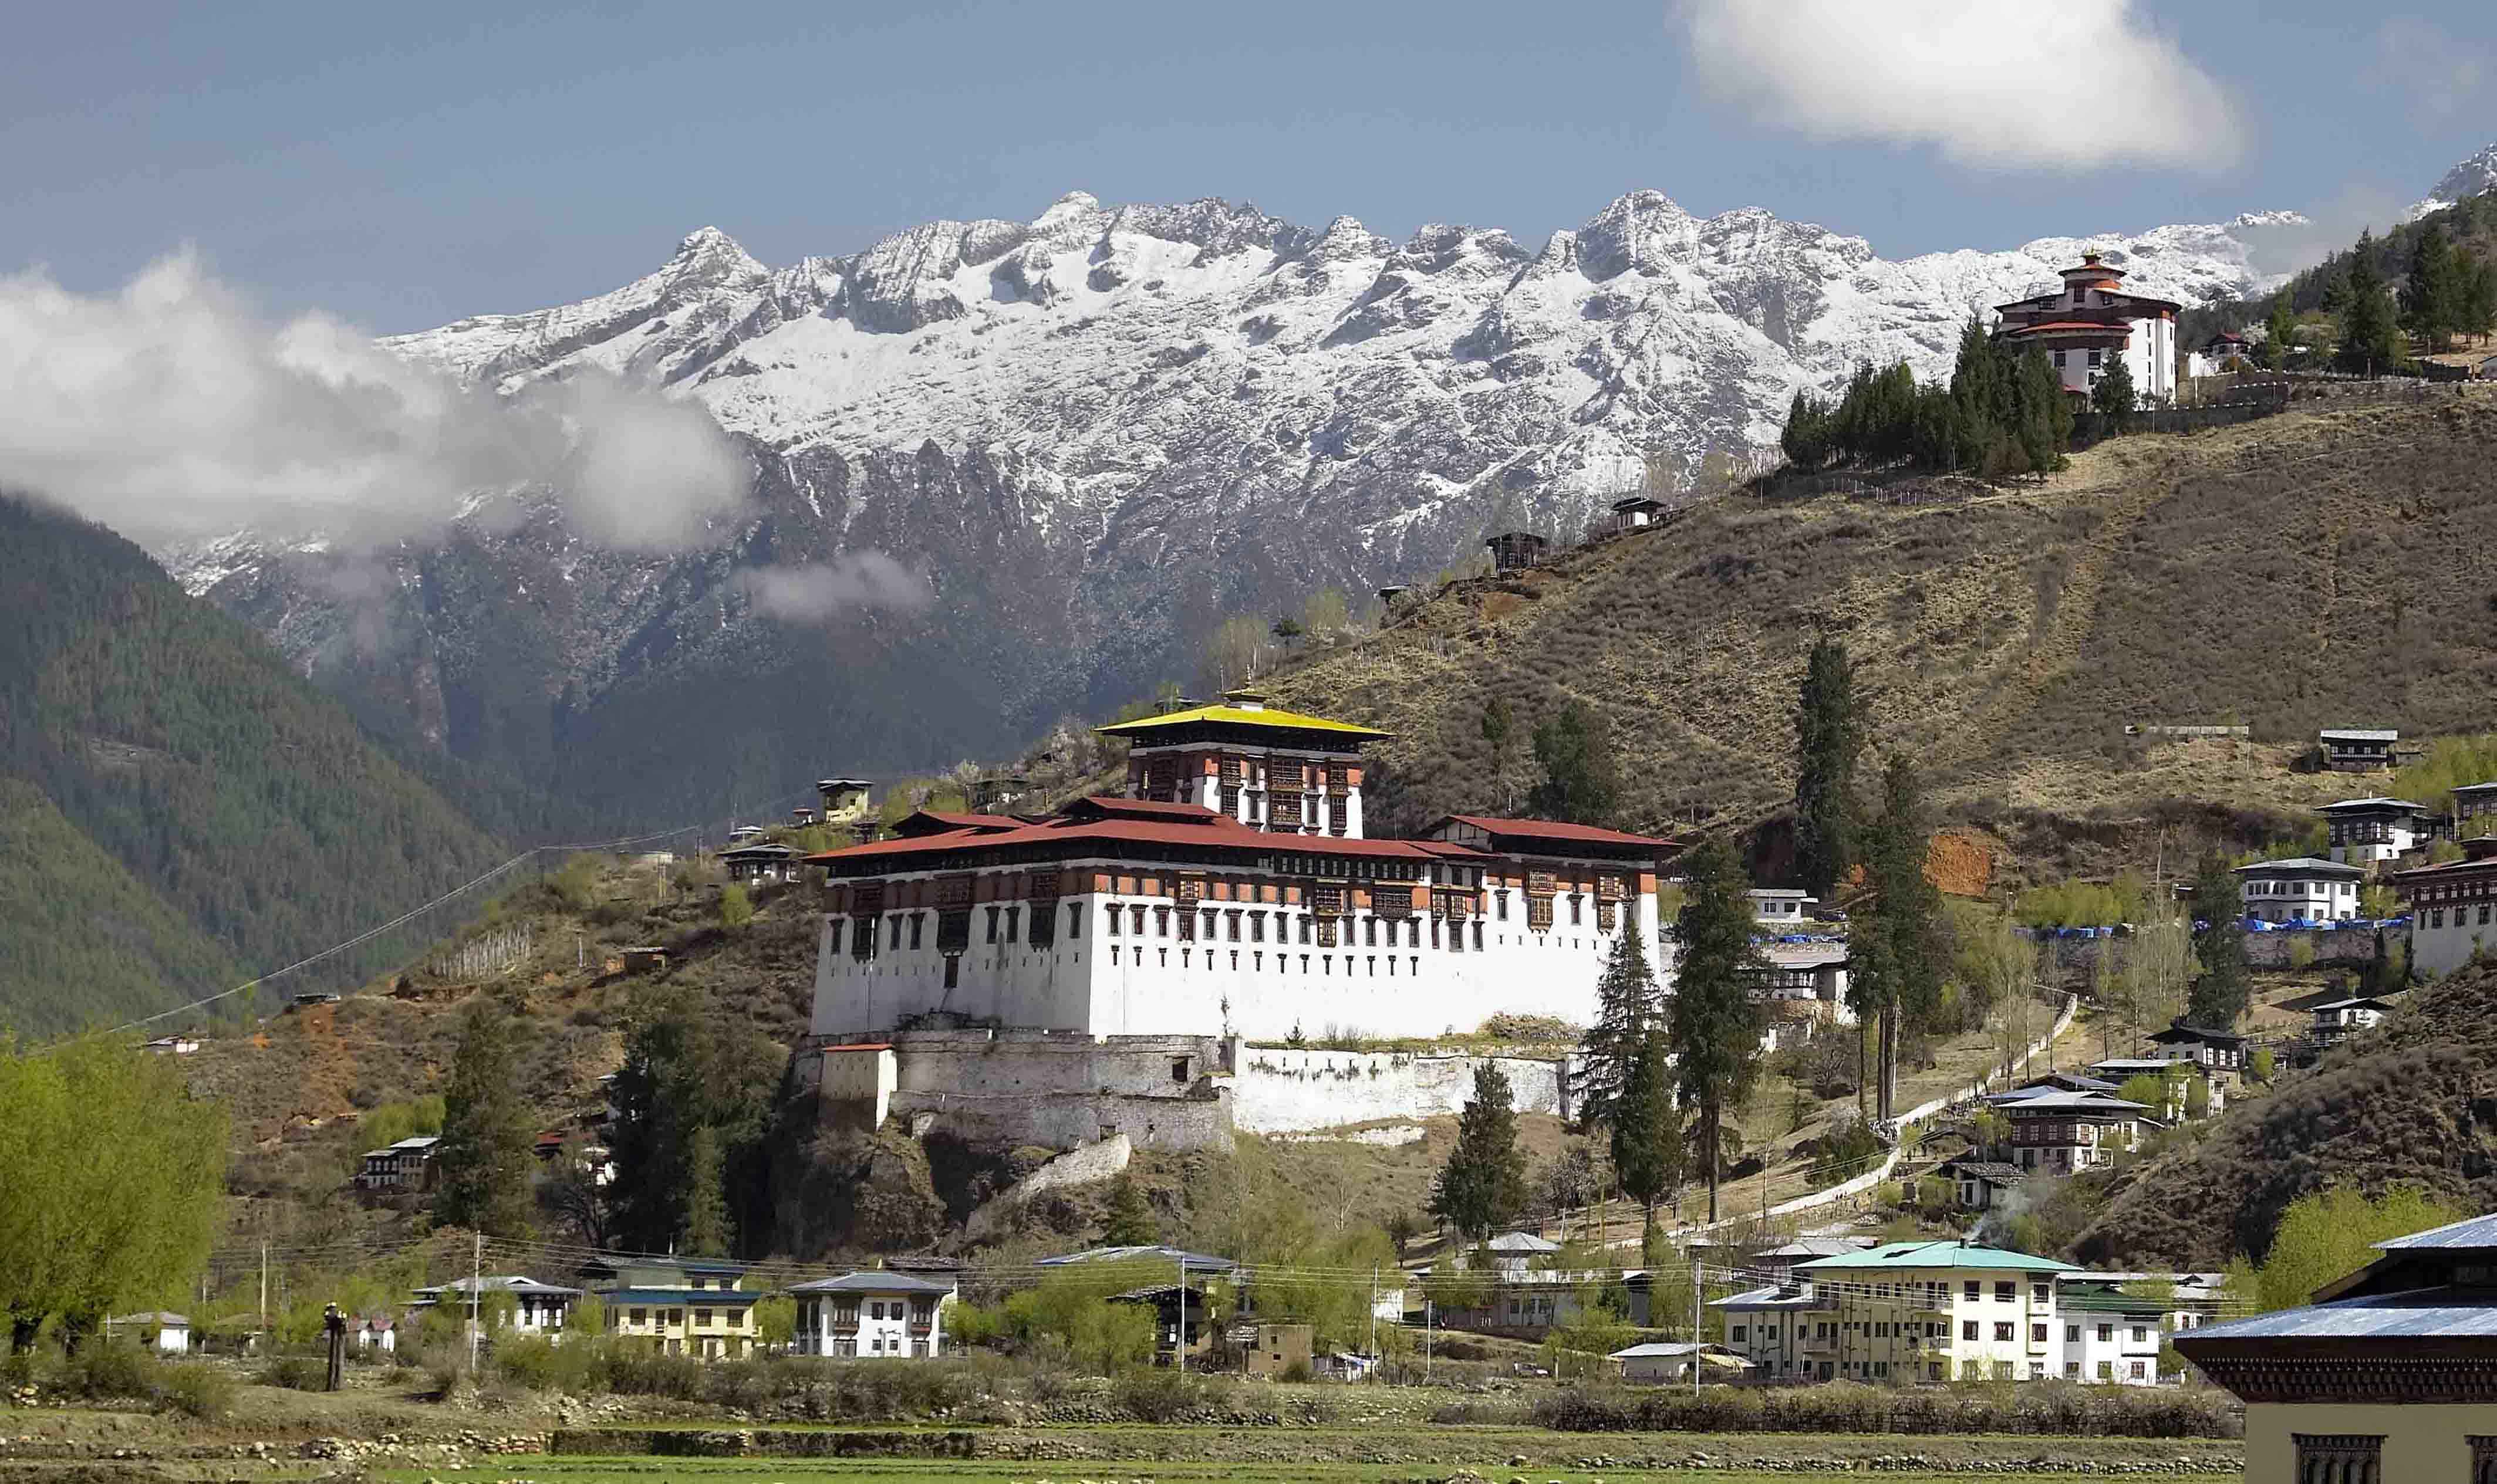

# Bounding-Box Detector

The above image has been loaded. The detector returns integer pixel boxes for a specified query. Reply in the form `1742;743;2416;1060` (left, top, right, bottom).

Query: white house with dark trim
788;1271;954;1359
2319;798;2428;867
2234;856;2364;924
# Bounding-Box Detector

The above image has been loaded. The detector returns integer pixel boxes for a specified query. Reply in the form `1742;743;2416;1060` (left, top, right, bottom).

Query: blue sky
5;1;2495;332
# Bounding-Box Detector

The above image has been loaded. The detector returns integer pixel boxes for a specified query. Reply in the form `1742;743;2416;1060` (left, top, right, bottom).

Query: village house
1239;1321;1316;1379
1606;496;1666;535
2001;1089;2151;1174
2452;781;2497;834
2053;1279;2168;1385
720;839;799;885
353;1135;441;1194
2308;993;2397;1050
2142;1023;2249;1086
2319;797;2430;867
1754;942;1853;1026
1484;530;1548;574
802;694;1682;1046
2320;728;2400;772
410;1275;581;1336
1992;252;2180;403
2236;856;2365;924
1749;888;1817;927
355;1316;395;1353
1609;1340;1750;1385
1786;1240;2084;1383
2175;1209;2497;1484
2395;837;2497;976
1932;1154;2027;1213
788;1272;953;1358
103;1312;188;1355
581;1257;760;1360
141;1035;198;1055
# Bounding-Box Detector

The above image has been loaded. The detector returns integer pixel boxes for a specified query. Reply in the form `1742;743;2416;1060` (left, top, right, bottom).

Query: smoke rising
0;249;751;550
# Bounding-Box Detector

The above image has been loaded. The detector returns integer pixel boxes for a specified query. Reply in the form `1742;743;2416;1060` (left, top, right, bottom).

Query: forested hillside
0;495;508;1035
1251;395;2497;870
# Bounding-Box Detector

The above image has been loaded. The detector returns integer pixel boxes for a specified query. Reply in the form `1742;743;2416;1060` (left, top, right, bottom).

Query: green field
376;1465;2179;1484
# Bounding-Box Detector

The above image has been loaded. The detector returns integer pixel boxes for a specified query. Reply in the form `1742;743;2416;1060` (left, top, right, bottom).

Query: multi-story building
1992;253;2179;403
582;1256;761;1360
804;797;1678;1044
788;1272;953;1358
2319;728;2399;772
354;1135;441;1193
1783;1240;2084;1382
2319;797;2429;867
409;1276;581;1336
2001;1089;2150;1174
2054;1279;2168;1384
2141;1023;2248;1087
2451;780;2497;835
2236;856;2365;924
2394;837;2497;976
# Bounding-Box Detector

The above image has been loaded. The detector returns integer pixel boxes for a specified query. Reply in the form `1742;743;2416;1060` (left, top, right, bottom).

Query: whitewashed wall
1231;1047;1571;1133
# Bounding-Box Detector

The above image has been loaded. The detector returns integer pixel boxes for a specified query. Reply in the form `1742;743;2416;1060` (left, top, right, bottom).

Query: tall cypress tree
2091;353;2137;430
1579;913;1662;1130
680;1123;731;1257
1850;756;1944;1121
1793;638;1862;897
2340;235;2401;374
1668;837;1766;1222
2403;223;2462;353
435;1001;538;1239
1430;1063;1529;1240
1610;1029;1685;1240
2188;855;2250;1027
2263;296;2298;370
1529;704;1621;826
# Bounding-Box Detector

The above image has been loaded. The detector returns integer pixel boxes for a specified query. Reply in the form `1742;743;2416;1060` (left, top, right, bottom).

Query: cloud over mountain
1673;0;2245;172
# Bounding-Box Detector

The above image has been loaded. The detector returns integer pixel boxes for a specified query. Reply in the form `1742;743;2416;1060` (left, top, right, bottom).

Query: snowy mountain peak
2406;141;2497;220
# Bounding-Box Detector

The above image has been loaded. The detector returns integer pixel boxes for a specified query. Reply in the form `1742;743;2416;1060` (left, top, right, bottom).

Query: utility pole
1423;1296;1433;1384
258;1243;268;1356
468;1232;482;1373
1175;1254;1185;1375
1367;1265;1378;1373
1690;1249;1703;1395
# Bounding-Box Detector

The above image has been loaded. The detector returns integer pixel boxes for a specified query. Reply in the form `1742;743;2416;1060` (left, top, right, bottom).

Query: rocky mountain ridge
170;184;2323;821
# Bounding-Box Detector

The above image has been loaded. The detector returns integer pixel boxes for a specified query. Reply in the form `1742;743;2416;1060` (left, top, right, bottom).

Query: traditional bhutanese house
1992;252;2180;402
410;1275;581;1336
104;1312;189;1355
816;778;876;839
579;1256;759;1360
2320;728;2400;772
972;775;1034;814
2237;856;2366;924
2175;1210;2497;1484
1933;1155;2027;1213
2199;330;2253;367
1096;688;1386;839
2394;837;2497;977
1754;941;1853;1025
2309;993;2397;1050
787;1271;954;1359
1748;887;1817;927
2000;1090;2151;1174
354;1135;441;1193
2145;1022;2249;1086
1484;530;1549;574
2320;798;2431;867
1607;496;1666;535
720;839;799;885
2054;1279;2169;1385
2452;782;2497;834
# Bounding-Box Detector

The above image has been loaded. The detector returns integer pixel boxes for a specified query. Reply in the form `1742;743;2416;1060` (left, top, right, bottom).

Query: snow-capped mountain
2409;142;2497;220
174;188;2305;817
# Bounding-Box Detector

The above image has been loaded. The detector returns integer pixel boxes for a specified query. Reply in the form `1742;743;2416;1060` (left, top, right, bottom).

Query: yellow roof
1094;703;1389;739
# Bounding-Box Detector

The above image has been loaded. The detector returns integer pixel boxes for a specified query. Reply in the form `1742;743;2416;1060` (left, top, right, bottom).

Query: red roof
891;809;1025;838
1429;814;1679;850
807;812;1484;869
1064;795;1235;822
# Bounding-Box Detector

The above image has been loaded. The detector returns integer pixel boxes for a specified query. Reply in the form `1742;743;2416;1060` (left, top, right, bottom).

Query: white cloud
0;249;751;550
1672;0;2246;172
735;555;931;623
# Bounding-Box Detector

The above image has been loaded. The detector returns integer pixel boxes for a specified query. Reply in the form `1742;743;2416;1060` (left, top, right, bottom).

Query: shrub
153;1361;237;1420
1530;1379;2236;1438
58;1344;158;1402
258;1354;327;1391
1113;1368;1209;1422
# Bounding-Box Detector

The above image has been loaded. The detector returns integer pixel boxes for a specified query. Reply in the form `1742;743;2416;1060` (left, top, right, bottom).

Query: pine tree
1103;1172;1159;1246
1429;1063;1529;1240
2340;235;2402;374
1480;698;1518;813
2402;223;2463;353
1793;638;1862;897
680;1123;731;1256
1528;704;1621;825
1667;837;1766;1222
1781;391;1830;469
2187;855;2250;1027
2091;352;2137;430
2463;260;2497;347
2263;296;2298;370
1850;756;1945;1121
1579;912;1662;1130
434;1000;538;1239
1609;1029;1685;1225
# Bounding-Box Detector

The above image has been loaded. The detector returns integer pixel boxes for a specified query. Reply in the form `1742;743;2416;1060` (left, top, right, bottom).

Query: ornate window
2293;1435;2381;1484
2469;1436;2497;1484
1527;894;1554;931
937;910;971;954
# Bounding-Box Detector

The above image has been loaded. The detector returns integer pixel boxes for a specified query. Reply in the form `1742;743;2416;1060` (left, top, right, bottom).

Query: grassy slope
0;495;509;1032
2074;956;2497;1268
1260;395;2497;880
0;778;244;1036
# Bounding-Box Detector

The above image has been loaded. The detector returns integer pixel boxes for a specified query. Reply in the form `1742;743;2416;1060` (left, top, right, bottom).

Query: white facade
790;1275;951;1359
1749;888;1817;926
812;867;1668;1042
2398;853;2497;978
2058;1308;2165;1384
414;1276;579;1335
2236;857;2363;924
2321;799;2427;866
